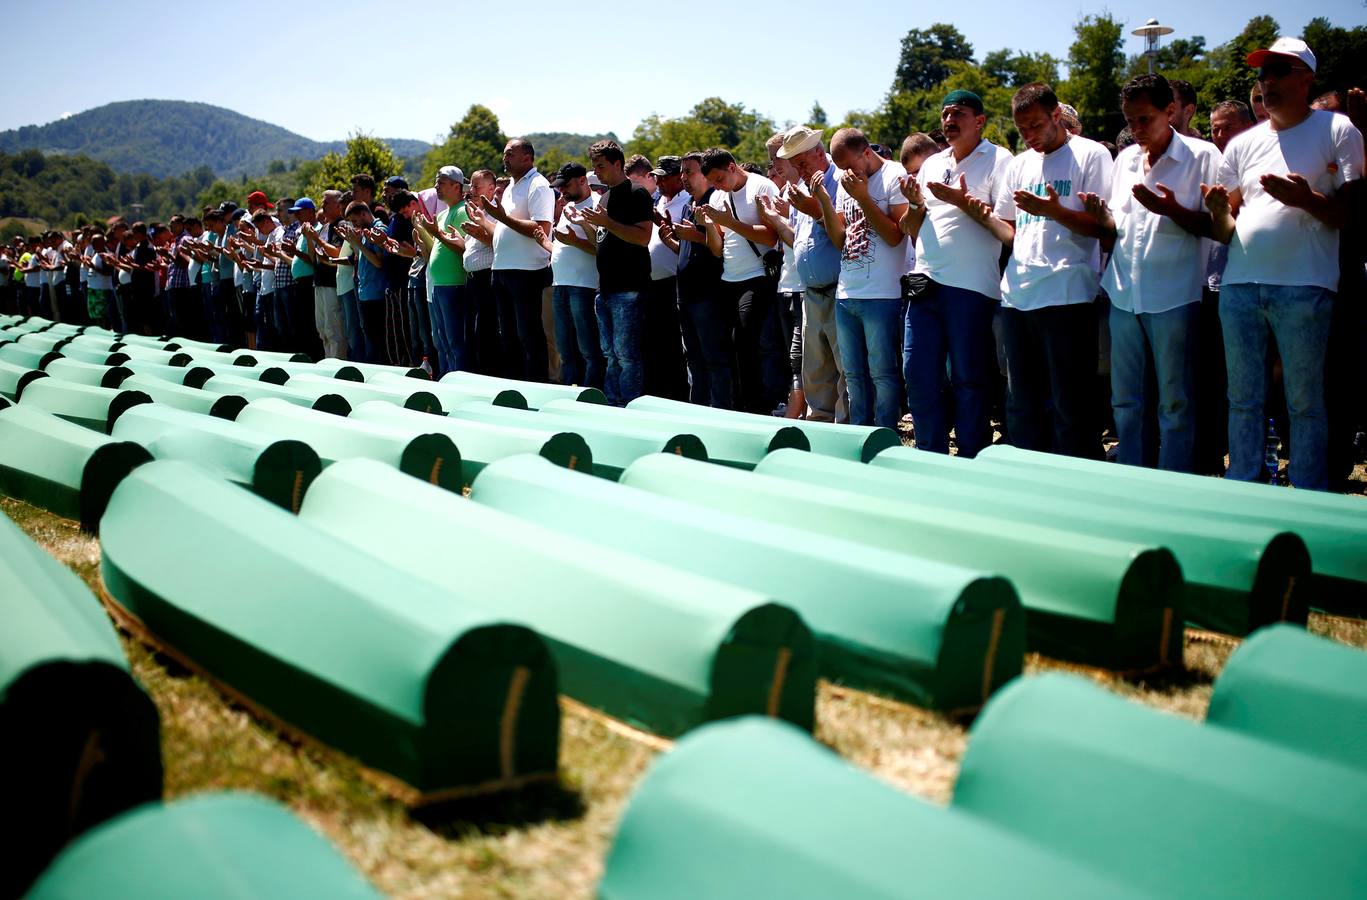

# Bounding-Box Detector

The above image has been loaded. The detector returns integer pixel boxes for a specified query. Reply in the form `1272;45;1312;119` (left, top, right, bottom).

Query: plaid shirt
166;232;192;290
274;221;301;292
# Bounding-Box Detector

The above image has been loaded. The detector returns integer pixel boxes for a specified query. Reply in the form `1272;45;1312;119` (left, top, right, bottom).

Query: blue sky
4;0;1359;144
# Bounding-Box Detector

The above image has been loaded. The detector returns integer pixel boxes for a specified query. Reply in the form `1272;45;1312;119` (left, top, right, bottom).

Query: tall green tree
304;132;401;201
625;98;775;166
1061;13;1126;140
420;105;508;185
1302;18;1367;97
808;102;829;128
894;24;975;92
983;49;1062;88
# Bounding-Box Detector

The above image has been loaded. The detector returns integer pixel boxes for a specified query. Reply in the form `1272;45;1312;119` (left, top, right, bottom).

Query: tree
1203;16;1280;114
1061;13;1126;140
625;98;776;166
420;104;507;185
808;102;829;128
304;132;402;201
1302;18;1367;97
893;24;975;92
983;49;1062;88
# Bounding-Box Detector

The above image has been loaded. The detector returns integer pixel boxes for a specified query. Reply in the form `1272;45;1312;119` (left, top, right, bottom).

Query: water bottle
420;356;433;377
1264;419;1281;485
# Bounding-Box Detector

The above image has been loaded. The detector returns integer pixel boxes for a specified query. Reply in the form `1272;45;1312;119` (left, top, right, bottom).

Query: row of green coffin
0;512;162;896
603;627;1367;900
27;794;379;899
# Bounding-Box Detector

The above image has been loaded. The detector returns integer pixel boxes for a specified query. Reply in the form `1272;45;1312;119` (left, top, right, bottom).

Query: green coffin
18;377;152;434
231;346;310;364
48;345;130;367
301;459;816;738
112;404;321;512
863;448;1310;635
627;395;902;462
200;373;352;415
440;370;605;407
315;356;428;380
0;358;48;401
119;372;247;420
115;333;172;349
259;360;364;383
599;718;1153;900
163;336;232;353
26;794;379;900
1207;625;1367;772
120;359;216;386
179;347;259;368
0;514;161;897
372;370;526;409
101;461;561;799
16;331;70;352
974;444;1367;618
285;371;443;414
471;455;1023;711
449;401;707;480
954;674;1367;898
236;397;461;492
0;405;151;530
625;453;1184;672
43;357;133;389
0;341;63;370
350;401;592;486
64;334;125;351
540;397;808;469
115;343;192;367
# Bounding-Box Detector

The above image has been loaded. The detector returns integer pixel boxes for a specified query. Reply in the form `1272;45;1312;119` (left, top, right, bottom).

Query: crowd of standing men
1;36;1363;491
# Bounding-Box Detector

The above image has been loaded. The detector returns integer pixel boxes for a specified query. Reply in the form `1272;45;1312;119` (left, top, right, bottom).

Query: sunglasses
1256;58;1309;81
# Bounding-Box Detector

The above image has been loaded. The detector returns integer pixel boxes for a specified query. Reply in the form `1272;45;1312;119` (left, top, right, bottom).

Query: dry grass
5;494;1365;899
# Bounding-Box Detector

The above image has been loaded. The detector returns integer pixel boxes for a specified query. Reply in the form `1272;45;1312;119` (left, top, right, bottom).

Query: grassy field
7;491;1366;899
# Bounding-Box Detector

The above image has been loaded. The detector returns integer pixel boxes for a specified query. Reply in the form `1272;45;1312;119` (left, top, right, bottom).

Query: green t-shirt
291;230;315;280
427;202;469;287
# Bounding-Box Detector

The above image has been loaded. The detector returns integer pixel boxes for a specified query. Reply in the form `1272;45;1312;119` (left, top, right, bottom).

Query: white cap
1246;37;1317;74
436;165;466;184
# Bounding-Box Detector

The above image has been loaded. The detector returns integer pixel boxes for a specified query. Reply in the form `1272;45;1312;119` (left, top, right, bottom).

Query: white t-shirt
50;241;71;284
335;241;356;295
710;171;780;283
914;140;1015;299
995;135;1113;310
551;196;599;290
260;226;282;294
649;190;689;281
835;159;909;300
87;251;113;290
187;237;203;284
1103;132;1222;314
1218;110;1364;292
778;204;802;293
492;170;555;271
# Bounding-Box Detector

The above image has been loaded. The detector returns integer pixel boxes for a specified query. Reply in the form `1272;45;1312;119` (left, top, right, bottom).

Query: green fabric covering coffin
63;334;126;352
114;342;192;367
236;398;461;492
49;345;130;367
538;398;808;469
163;336;232;353
1207;625;1367;772
599;718;1154;900
0;357;48;400
198;373;352;415
627;395;901;462
26;794;379;900
112;404;322;512
119;372;248;420
471;455;1022;711
953;674;1367;898
119;359;216;387
975;444;1367;617
15;330;71;352
0;514;161;898
449;401;707;481
258;360;364;383
230;346;310;364
18;377;152;433
371;370;527;409
625;453;1184;672
177;347;259;368
0;405;151;530
42;357;134;389
314;356;428;380
283;371;443;414
350;401;592;486
865;447;1311;635
301;459;816;737
441;369;605;407
0;339;62;370
100;461;561;801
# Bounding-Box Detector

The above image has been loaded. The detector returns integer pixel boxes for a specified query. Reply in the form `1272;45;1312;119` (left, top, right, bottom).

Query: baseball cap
650;156;682;177
550;162;588;188
435;165;466;185
1246;37;1317;73
288;198;316;212
776;126;823;159
245;190;275;209
385;176;409;189
942;89;985;114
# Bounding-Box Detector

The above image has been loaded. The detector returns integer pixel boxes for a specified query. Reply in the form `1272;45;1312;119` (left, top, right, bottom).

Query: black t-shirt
382;215;413;289
596;180;653;295
312;221;338;289
678;187;722;293
130;241;157;294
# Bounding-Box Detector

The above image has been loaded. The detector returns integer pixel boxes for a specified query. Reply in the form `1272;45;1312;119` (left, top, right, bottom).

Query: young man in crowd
1169;80;1202;138
900;90;1014;457
761;134;806;418
1205;37;1364;490
421;166;471;376
641;155;689;400
548;161;604;390
460;169;501;375
340;200;389;363
381;190;422;366
810;127;909;428
300;191;346;360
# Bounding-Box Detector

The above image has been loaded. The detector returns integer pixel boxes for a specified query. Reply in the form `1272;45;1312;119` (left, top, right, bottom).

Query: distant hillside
523;131;620;160
0;100;431;179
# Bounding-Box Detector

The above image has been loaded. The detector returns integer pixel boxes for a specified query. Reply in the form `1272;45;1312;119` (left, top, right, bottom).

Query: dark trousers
778;291;803;387
466;268;500;375
904;280;999;457
493;268;550;382
1000;301;1103;459
407;273;435;368
678;282;736;409
256;291;279;350
382;286;411;367
359;298;386;364
289;276;318;359
170;286;206;341
1193;287;1229;474
724;275;782;413
644;276;688;401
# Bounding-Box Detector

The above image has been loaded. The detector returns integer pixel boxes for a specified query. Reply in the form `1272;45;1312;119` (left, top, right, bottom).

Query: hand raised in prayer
1012;183;1064;219
1132;182;1186;219
898;174;923;206
1201;183;1231;218
1078;191;1114;230
838;167;870;201
1259;172;1316;210
926;174;973;210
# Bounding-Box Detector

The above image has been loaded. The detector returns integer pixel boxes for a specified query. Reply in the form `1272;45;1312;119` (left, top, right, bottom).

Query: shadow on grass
413;779;587;835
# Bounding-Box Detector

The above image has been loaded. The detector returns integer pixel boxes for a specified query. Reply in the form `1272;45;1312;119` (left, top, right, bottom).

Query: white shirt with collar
1103;130;1221;315
493;169;555;271
914;139;1015;299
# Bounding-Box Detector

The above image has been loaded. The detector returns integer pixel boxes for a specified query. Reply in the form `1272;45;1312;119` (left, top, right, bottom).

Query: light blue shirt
792;156;842;291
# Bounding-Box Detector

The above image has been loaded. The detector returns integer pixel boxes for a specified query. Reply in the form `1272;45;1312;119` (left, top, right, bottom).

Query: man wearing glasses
1204;37;1364;490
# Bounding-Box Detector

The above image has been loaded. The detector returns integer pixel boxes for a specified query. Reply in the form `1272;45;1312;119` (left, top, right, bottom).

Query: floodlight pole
1132;18;1175;75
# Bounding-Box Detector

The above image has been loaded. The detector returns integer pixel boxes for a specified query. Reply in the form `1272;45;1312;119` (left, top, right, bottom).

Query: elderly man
899;90;1014;457
1206;37;1364;490
418;166;470;376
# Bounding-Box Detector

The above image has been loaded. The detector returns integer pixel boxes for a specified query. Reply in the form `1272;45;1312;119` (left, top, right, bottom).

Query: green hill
523;131;620;159
0;100;431;179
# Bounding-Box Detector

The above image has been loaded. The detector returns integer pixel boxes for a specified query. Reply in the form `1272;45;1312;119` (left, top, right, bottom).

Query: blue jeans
836;296;903;428
678;288;735;409
1221;283;1334;490
553;285;605;389
1110;302;1199;473
595;291;644;405
431;284;470;376
339;289;364;362
903;280;998;457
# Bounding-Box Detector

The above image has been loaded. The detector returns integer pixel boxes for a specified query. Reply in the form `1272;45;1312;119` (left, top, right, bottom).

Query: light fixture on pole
1132;18;1175;75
